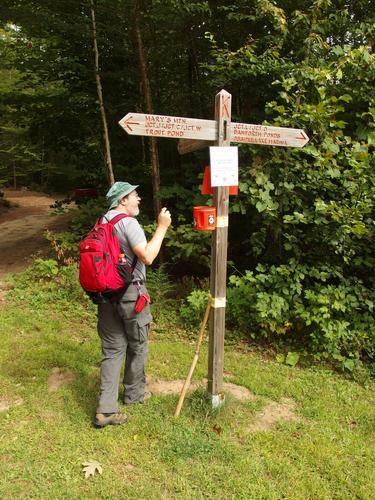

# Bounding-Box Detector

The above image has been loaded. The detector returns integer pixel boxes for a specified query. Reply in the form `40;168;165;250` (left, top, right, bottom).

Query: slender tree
90;0;115;186
133;0;161;217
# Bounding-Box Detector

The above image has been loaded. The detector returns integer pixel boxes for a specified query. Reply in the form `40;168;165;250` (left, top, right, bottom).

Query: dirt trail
0;189;72;280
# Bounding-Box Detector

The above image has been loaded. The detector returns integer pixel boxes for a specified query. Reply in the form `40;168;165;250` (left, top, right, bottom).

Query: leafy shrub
147;265;177;304
226;261;375;370
143;215;212;271
47;197;108;262
146;265;179;324
9;258;94;314
180;289;210;327
180;260;374;371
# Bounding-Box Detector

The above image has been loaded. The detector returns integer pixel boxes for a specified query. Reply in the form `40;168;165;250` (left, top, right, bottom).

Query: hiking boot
94;412;128;428
123;391;152;405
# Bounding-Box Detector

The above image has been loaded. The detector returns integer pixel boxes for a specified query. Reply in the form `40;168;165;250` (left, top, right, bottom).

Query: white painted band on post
216;216;229;228
211;297;226;308
211;393;225;408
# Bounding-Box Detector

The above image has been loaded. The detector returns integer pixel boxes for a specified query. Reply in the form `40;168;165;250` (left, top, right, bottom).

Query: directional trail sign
119;112;309;150
119;91;310;407
231;122;309;148
119;113;216;141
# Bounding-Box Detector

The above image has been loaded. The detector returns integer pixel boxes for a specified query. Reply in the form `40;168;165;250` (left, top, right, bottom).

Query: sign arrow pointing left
119;112;309;148
119;112;216;141
121;115;140;132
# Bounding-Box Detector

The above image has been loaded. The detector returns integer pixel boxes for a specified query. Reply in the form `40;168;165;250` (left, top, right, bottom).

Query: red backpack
79;214;137;303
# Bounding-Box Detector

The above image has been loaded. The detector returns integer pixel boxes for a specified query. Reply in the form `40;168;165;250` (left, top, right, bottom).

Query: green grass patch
0;265;374;498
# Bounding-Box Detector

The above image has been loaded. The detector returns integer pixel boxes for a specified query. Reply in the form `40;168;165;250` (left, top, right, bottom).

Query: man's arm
132;207;171;265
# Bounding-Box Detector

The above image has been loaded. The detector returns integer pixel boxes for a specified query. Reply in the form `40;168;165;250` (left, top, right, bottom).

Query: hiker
94;181;171;428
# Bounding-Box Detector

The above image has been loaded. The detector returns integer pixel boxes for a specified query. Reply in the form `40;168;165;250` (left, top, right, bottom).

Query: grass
0;265;374;499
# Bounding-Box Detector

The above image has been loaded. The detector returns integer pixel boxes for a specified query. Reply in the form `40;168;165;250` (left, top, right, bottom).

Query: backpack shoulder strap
107;213;133;226
105;213;138;269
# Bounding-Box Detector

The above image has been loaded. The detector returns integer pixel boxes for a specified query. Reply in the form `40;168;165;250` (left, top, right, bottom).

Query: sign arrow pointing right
230;123;309;148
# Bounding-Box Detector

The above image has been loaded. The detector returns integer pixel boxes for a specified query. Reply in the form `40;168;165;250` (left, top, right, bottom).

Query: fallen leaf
212;423;222;435
82;460;103;478
285;351;300;367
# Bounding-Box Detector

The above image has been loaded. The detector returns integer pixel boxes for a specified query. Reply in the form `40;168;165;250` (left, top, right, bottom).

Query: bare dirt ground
0;189;72;280
0;188;73;306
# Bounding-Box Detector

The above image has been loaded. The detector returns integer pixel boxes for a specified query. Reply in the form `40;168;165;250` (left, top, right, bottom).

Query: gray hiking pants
96;300;152;413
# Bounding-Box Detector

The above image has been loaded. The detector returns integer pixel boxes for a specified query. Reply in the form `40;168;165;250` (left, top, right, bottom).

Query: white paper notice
209;146;238;187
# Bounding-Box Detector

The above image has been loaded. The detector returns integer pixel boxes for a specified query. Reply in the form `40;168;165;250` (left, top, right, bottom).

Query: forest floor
0;188;72;281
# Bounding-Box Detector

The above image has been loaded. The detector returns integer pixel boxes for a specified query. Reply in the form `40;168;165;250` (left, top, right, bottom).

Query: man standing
94;181;171;428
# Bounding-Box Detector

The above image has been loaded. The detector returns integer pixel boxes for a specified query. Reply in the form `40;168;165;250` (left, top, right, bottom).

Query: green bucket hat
106;181;139;209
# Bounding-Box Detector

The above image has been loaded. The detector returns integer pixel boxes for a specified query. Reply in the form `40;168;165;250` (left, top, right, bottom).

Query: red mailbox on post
193;206;216;231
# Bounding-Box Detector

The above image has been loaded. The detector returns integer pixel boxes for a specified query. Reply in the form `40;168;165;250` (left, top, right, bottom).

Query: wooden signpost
119;113;216;141
119;90;309;406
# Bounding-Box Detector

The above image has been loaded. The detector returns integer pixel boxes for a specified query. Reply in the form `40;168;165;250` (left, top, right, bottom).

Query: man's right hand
158;207;172;229
134;207;172;265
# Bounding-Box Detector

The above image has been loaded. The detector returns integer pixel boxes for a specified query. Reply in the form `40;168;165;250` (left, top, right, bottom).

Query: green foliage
164;220;211;269
276;351;300;367
0;21;100;191
195;0;375;371
147;265;177;304
146;264;179;325
204;0;374;270
47;198;108;262
143;216;212;270
226;262;375;372
8;258;93;314
181;259;374;372
1;0;375;371
180;288;209;327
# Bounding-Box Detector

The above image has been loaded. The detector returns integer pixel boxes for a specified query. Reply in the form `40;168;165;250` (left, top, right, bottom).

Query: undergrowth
1;261;374;499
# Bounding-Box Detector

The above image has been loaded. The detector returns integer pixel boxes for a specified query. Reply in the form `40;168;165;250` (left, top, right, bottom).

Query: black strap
131;254;138;271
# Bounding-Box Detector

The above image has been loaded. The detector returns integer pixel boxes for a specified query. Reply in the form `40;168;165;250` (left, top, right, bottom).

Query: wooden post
208;90;232;405
119;91;309;410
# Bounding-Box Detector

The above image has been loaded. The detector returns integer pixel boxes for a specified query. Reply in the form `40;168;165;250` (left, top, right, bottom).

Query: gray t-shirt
102;210;147;299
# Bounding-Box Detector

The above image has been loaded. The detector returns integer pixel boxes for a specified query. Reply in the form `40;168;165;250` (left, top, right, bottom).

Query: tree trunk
12;159;16;189
134;0;161;218
90;0;115;186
